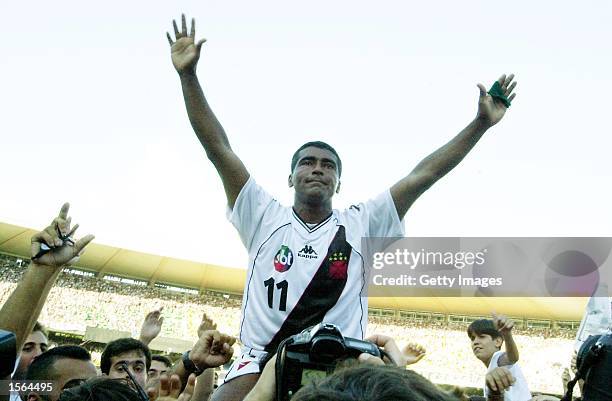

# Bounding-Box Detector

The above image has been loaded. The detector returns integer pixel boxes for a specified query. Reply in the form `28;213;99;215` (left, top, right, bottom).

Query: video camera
0;329;17;378
274;323;385;401
562;330;612;401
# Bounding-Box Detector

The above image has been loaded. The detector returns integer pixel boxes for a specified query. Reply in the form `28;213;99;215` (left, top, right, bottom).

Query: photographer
243;334;432;401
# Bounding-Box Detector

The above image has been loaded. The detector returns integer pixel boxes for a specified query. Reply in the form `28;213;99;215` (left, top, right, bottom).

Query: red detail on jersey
238;361;251;370
329;260;348;280
274;246;294;272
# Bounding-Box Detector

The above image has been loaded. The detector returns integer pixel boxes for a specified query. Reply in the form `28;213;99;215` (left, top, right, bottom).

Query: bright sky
1;0;611;269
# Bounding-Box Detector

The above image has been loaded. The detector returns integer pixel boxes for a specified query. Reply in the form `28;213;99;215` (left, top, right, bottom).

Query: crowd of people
0;252;578;395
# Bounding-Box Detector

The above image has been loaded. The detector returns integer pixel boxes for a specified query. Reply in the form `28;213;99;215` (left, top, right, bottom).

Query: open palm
477;74;517;126
167;14;206;74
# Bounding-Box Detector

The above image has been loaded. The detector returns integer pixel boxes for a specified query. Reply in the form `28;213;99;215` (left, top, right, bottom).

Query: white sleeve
363;190;405;237
226;177;276;251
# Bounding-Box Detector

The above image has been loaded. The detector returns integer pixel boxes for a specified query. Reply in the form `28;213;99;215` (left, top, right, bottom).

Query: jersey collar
291;209;334;234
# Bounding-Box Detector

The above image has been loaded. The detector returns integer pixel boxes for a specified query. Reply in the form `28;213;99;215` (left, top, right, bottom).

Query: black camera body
276;323;382;401
0;329;17;378
576;331;612;401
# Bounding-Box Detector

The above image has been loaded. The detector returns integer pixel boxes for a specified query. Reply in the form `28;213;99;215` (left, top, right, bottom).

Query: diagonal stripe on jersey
264;225;351;353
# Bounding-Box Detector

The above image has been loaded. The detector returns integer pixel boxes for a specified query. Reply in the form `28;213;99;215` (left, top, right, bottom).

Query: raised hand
402;342;426;365
197;312;217;338
139;307;164;345
492;313;514;336
476;74;517;127
167;14;207;75
189;330;236;370
150;373;196;401
365;334;426;366
30;203;95;268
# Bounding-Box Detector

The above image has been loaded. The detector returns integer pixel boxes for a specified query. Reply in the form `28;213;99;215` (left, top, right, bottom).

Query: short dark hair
467;319;501;340
100;338;151;374
32;321;49;338
291;141;342;177
292;364;459;401
58;377;141;401
26;345;91;381
151;354;173;369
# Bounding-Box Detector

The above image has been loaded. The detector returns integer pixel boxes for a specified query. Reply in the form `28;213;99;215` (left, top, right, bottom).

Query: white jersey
228;177;404;352
484;351;531;401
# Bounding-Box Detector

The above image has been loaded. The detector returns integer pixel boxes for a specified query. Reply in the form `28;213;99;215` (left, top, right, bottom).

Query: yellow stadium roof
0;222;587;320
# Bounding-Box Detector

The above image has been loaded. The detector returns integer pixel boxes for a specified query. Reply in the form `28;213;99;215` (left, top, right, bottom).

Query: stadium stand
1;252;576;394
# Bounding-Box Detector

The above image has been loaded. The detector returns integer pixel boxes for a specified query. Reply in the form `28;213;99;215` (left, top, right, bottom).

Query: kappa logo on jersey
328;252;348;280
274;245;294;272
298;244;318;259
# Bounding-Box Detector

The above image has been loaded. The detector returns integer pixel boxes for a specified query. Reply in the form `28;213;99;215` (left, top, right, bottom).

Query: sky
1;0;611;269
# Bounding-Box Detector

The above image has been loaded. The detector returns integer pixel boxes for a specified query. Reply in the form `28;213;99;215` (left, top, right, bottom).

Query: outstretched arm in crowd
365;334;426;365
191;313;218;401
167;14;249;208
172;329;235;392
390;75;517;219
493;314;519;365
0;203;94;372
139;307;164;345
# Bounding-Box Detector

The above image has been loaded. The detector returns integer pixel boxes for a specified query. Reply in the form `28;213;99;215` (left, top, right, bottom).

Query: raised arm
0;203;94;356
167;14;249;208
138;307;164;346
390;74;517;219
494;313;519;365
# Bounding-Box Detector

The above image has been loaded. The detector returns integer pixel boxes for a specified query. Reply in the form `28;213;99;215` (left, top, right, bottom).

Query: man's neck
293;200;333;224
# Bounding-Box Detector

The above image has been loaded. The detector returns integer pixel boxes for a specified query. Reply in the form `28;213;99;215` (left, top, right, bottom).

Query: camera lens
310;336;346;362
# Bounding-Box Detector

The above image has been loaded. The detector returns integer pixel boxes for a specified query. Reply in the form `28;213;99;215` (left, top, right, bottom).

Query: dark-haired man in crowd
148;354;173;382
101;338;151;390
167;13;517;401
468;315;531;401
11;323;49;381
25;345;97;401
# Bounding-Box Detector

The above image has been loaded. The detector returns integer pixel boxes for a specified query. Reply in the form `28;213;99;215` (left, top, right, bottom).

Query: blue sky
1;0;610;268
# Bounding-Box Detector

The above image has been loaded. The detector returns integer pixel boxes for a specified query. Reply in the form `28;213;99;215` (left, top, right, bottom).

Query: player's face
290;147;340;203
470;333;501;363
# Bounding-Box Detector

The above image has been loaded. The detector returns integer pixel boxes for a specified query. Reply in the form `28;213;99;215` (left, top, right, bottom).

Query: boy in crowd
467;315;531;401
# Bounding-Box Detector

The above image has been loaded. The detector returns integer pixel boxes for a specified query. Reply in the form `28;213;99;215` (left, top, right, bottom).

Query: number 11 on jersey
264;277;288;311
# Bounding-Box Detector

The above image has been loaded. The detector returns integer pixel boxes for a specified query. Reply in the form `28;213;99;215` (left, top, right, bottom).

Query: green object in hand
488;81;511;108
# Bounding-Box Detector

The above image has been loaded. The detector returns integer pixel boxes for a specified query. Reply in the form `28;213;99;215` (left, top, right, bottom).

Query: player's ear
288;174;294;188
336;180;341;194
494;337;503;348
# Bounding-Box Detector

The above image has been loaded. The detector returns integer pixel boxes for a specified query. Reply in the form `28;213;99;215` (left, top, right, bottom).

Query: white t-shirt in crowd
484;350;531;401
